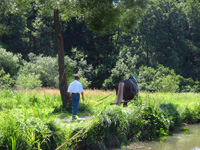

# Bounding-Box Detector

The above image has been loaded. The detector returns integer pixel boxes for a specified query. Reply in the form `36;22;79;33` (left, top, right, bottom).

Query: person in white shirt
67;76;84;120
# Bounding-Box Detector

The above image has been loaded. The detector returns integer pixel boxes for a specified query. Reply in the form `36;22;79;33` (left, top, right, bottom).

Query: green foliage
177;76;200;92
0;46;198;92
138;65;180;92
104;61;199;92
27;53;59;87
15;73;42;90
16;53;92;88
0;49;93;89
0;48;23;77
181;105;200;124
138;64;200;92
0;69;14;89
65;54;93;88
78;0;148;32
0;90;66;149
1;0;200;90
103;52;139;89
1;90;200;149
0;113;63;150
79;77;91;89
160;103;182;129
140;106;170;138
69;105;171;149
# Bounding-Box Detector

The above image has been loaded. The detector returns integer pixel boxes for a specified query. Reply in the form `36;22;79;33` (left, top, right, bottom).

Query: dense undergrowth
0;89;200;149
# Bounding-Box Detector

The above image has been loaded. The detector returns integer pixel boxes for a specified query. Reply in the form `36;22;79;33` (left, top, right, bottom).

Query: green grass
140;92;200;106
0;89;200;149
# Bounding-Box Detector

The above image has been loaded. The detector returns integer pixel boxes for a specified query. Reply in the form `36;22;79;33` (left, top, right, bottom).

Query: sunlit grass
139;92;200;107
0;89;200;149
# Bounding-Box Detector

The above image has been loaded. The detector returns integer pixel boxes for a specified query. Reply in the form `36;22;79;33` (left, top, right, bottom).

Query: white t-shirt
67;80;84;93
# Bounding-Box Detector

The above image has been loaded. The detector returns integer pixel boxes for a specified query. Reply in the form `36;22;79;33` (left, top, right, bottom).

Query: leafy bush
181;107;200;124
104;61;199;92
70;105;170;149
16;53;92;88
139;106;170;139
138;65;179;92
26;53;59;87
138;65;200;92
65;55;93;89
178;76;200;92
160;103;182;129
79;77;91;89
15;73;42;90
103;52;139;89
0;48;23;77
0;69;14;89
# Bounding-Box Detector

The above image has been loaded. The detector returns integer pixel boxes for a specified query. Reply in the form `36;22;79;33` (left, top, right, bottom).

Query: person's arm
80;83;84;101
68;92;72;100
67;84;72;100
81;92;84;101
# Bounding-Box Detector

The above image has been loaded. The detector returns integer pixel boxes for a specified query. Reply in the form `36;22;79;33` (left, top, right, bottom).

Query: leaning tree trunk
54;9;69;106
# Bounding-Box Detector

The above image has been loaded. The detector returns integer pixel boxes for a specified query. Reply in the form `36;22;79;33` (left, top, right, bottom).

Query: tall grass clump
0;113;65;150
67;104;171;149
181;104;200;124
0;89;68;149
160;103;183;129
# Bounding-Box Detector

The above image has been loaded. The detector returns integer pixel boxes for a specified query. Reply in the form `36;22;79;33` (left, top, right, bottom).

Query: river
113;124;200;150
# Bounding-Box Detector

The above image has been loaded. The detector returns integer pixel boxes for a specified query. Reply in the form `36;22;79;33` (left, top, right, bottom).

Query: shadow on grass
50;102;94;119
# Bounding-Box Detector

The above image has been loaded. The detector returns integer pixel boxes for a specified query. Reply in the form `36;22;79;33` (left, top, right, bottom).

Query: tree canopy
1;0;200;93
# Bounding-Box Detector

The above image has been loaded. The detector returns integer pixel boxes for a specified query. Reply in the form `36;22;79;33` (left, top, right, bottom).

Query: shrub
0;69;15;89
160;103;182;129
15;73;42;90
79;77;91;89
181;107;199;124
69;105;170;149
103;53;139;89
0;48;23;77
27;53;59;87
138;65;179;92
178;76;200;92
152;75;179;92
16;53;92;88
139;106;170;139
65;55;93;88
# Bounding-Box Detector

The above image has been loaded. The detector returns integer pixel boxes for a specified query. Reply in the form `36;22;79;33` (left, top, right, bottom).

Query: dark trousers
72;93;80;119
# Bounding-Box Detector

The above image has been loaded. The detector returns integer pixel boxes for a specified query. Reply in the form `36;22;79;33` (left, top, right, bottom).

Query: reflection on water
114;124;200;150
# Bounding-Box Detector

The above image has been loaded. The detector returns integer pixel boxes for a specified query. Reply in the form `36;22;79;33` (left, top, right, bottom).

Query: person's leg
72;93;80;120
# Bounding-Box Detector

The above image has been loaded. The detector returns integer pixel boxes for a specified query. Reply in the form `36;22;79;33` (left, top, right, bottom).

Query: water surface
115;124;200;150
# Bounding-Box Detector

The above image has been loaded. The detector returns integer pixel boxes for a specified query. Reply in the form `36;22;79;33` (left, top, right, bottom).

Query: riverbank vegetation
0;89;200;149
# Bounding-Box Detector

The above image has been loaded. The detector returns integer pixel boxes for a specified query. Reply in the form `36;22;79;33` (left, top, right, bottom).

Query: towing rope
55;124;89;150
110;95;137;105
97;92;115;102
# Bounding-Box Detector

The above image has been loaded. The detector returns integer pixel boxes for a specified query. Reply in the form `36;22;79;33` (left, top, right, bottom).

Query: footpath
57;116;93;123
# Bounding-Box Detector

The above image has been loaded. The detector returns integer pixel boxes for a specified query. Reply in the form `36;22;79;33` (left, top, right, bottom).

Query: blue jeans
72;93;80;119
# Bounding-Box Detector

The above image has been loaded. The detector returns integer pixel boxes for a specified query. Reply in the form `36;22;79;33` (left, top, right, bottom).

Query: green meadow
0;89;200;149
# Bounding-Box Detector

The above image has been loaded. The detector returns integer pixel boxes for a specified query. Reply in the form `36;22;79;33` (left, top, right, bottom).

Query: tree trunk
54;9;69;106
